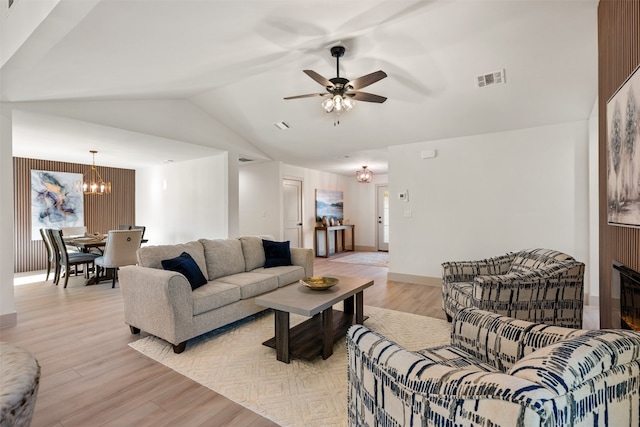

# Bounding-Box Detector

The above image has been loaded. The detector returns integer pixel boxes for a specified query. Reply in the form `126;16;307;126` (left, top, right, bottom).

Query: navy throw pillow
262;239;292;268
161;252;207;290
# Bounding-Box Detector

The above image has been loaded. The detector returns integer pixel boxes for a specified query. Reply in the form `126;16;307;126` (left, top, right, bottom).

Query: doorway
283;178;303;248
376;185;389;251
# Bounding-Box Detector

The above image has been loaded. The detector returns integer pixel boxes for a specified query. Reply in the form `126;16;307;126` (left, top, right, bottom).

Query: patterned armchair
442;248;585;328
347;308;640;427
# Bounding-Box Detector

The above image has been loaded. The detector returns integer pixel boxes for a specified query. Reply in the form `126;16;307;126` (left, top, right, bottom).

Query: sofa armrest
450;308;589;372
442;252;515;283
290;247;314;277
347;324;555;426
118;265;194;346
508;329;640;394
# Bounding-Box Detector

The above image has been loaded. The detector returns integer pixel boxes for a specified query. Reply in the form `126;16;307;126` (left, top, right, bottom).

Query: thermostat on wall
398;190;409;201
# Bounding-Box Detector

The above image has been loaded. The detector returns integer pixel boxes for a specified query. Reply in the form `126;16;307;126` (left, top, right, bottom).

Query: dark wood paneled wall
598;0;640;327
13;157;135;272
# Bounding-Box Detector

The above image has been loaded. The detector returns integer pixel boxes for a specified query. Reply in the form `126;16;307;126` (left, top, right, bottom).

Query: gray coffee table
255;275;374;363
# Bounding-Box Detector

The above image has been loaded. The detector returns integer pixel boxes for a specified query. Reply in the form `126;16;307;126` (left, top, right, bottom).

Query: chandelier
80;150;111;195
356;166;373;183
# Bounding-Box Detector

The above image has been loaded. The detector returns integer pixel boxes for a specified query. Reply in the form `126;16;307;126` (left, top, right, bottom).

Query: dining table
63;236;107;285
63;235;148;285
64;235;107;253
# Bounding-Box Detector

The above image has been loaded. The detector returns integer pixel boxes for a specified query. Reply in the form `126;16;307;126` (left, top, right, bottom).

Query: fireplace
612;262;640;331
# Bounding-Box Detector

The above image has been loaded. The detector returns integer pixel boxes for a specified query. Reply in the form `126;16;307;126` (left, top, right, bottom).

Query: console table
314;225;355;258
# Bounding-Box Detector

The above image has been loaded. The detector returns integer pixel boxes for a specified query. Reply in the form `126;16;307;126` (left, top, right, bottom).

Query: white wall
242;163;356;249
344;173;389;250
239;161;282;238
280;163;353;250
0;104;16;326
388;121;591;294
136;154;229;244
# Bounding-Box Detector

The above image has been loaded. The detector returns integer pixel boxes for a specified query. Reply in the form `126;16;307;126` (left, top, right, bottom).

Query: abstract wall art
315;189;344;222
607;64;640;228
31;170;84;239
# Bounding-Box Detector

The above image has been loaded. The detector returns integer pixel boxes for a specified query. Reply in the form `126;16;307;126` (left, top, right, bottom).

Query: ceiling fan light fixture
343;96;355;110
356;165;373;183
333;95;344;111
322;97;335;112
285;46;385;125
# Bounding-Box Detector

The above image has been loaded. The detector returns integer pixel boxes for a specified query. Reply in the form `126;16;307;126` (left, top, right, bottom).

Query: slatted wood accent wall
13;157;135;272
598;0;640;327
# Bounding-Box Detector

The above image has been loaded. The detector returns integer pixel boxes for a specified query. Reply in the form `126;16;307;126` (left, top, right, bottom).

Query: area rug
330;251;389;267
128;306;451;427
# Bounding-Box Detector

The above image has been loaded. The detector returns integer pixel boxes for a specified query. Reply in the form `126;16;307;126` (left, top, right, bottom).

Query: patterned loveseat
347;308;640;427
442;248;585;328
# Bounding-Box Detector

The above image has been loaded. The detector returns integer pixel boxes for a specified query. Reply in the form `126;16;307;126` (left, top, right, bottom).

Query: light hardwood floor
2;255;446;427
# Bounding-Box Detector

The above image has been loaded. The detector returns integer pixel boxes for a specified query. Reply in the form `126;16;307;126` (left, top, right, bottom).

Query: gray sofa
118;236;313;353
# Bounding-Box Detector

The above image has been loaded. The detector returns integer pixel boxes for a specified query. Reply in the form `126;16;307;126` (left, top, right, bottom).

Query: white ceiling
1;0;598;175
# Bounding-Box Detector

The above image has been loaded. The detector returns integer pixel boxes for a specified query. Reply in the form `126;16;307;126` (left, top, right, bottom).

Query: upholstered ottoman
0;342;41;427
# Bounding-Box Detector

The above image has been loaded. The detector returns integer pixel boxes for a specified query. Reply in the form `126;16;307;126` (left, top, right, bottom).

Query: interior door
283;178;303;248
377;185;389;251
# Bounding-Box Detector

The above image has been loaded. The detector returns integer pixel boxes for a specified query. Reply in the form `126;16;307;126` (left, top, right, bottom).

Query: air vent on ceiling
475;69;506;88
273;121;290;130
238;157;254;163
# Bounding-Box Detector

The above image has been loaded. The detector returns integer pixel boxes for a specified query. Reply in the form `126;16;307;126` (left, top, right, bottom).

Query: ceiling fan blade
303;70;335;88
284;93;328;100
346;70;387;90
350;91;387;103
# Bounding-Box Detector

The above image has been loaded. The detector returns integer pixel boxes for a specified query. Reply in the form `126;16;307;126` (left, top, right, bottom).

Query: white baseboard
0;311;17;328
354;245;377;252
387;272;442;287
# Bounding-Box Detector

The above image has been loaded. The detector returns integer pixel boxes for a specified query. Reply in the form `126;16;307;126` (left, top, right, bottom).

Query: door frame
376;184;389;252
282;177;303;248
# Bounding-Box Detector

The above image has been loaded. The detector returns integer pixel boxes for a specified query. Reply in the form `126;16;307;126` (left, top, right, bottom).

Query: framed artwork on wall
31;170;84;240
315;189;344;222
607;63;640;228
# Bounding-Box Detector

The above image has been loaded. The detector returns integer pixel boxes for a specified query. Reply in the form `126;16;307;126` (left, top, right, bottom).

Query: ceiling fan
284;46;387;121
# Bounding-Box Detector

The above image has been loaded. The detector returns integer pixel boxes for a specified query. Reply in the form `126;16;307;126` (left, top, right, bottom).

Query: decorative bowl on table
300;276;339;291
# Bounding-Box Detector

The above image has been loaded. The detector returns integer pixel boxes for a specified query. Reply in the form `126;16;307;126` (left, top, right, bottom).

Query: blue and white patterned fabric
442;249;585;328
347;308;640;427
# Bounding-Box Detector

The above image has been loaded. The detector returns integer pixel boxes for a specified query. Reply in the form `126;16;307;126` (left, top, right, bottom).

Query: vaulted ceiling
2;0;598;175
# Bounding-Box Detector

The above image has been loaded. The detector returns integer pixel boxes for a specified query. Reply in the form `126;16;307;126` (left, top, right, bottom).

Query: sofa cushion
508;248;574;275
161;252;208;290
215;272;278;299
416;345;497;373
251;265;305;287
137;241;209;280
240;236;266;271
192;282;242;315
200;239;246;280
262;239;292;268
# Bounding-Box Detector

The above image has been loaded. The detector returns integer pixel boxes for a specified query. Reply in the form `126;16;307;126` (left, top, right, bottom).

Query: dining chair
48;229;100;288
118;225;132;230
39;228;55;281
130;225;146;240
60;226;87;237
95;229;143;288
60;226;87;253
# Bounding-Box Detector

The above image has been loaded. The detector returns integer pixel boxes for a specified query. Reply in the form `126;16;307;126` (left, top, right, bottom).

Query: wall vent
475;69;506;88
273;121;290;130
